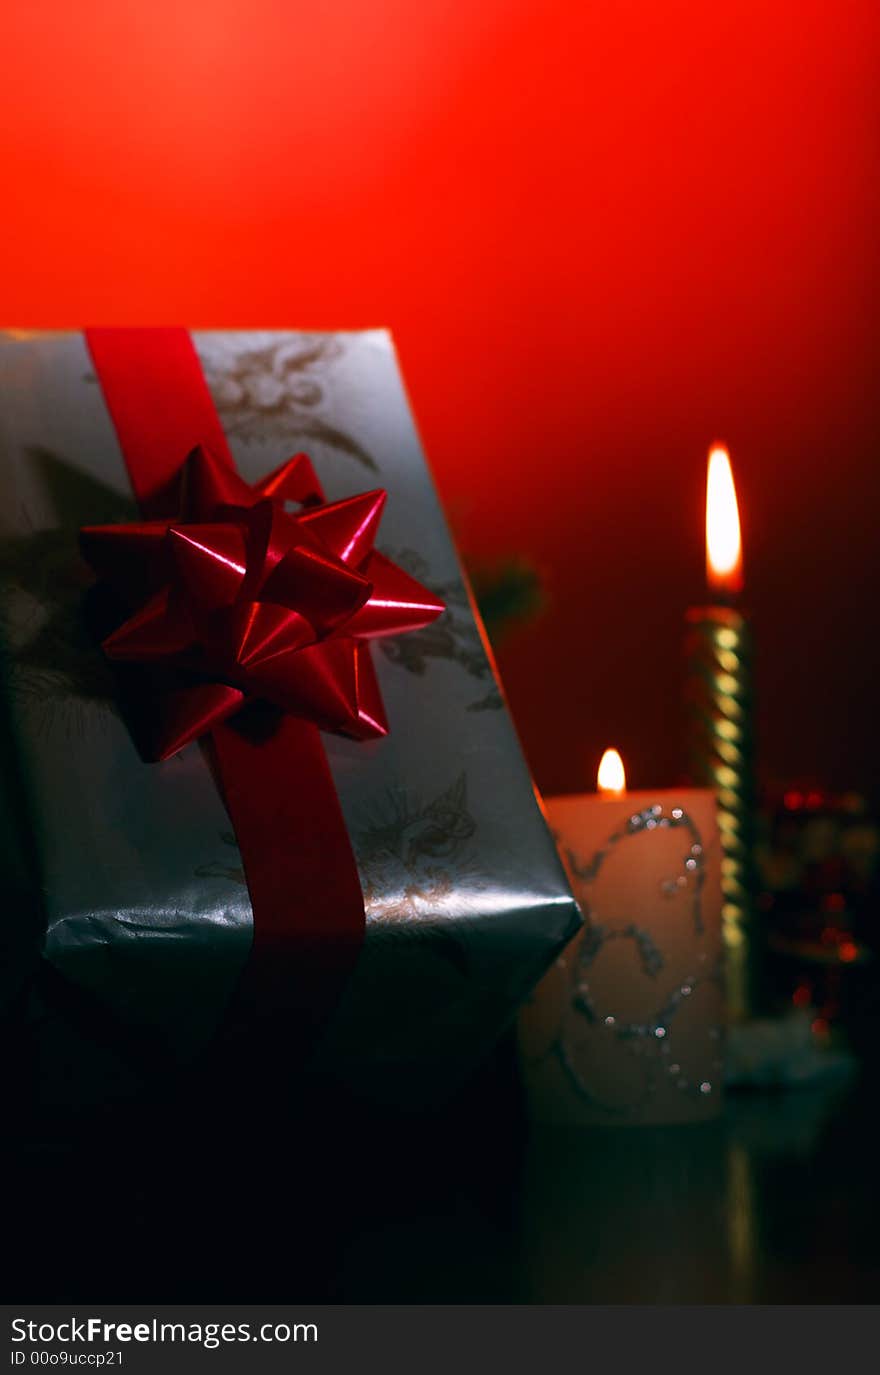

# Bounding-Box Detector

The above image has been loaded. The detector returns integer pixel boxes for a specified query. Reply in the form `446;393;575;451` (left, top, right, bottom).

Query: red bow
81;443;445;760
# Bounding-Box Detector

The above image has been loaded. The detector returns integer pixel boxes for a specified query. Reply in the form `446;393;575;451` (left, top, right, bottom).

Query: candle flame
706;444;743;596
597;747;626;798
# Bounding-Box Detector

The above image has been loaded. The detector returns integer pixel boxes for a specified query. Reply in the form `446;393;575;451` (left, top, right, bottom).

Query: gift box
0;327;580;1111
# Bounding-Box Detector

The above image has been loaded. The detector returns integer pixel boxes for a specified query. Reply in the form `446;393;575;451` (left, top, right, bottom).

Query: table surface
329;1064;880;1305
513;1076;879;1303
6;1032;880;1304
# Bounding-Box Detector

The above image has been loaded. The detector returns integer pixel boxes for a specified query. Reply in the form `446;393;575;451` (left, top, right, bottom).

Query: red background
2;0;878;797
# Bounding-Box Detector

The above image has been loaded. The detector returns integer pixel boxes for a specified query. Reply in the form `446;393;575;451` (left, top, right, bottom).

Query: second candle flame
597;747;627;798
706;443;743;597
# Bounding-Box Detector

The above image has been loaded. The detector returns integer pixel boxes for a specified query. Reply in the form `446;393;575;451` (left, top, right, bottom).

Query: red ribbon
82;328;444;1038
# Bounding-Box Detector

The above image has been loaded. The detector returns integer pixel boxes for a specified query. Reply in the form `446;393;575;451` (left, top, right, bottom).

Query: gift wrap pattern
0;329;580;1105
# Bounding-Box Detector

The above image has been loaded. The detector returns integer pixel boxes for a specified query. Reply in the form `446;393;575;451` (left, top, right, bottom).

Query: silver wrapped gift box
0;329;579;1106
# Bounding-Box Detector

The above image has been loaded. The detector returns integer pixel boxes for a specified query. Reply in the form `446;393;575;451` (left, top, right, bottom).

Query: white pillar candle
520;764;724;1125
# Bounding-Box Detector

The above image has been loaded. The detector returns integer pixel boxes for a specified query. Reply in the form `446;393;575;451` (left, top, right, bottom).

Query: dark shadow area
2;1030;528;1303
4;1017;880;1302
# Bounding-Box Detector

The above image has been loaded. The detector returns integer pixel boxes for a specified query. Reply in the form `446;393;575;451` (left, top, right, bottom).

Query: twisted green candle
685;605;757;1019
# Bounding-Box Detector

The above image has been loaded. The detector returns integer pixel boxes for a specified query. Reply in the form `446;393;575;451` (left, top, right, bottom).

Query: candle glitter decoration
686;445;758;1021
